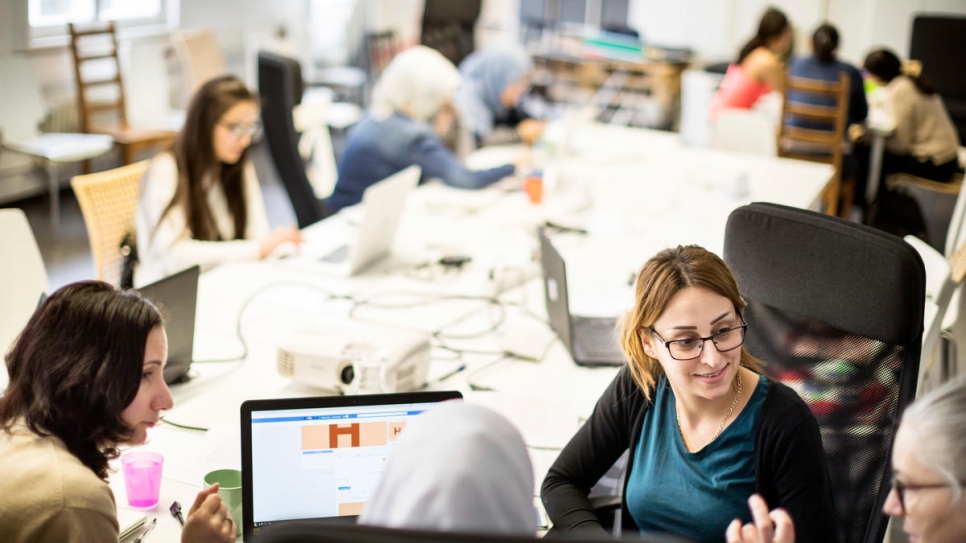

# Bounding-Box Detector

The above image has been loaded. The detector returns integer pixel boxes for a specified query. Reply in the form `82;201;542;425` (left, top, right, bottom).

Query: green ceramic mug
203;468;243;536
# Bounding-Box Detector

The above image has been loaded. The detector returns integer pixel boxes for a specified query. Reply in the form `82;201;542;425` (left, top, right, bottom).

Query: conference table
107;121;834;541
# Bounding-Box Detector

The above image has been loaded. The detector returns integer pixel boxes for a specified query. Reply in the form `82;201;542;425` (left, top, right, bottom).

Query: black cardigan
541;366;840;543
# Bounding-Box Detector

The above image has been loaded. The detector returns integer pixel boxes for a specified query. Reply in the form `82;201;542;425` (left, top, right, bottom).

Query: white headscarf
455;44;533;139
359;402;537;535
370;45;462;123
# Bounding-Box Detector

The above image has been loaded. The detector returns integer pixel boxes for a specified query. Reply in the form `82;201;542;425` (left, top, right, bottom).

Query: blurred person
360;402;536;534
137;75;301;285
329;46;519;213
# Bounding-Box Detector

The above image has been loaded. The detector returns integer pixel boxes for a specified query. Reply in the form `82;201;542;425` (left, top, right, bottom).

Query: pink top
709;64;772;121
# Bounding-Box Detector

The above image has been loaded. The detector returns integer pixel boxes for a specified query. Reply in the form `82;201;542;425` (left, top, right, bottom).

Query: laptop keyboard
320;244;350;263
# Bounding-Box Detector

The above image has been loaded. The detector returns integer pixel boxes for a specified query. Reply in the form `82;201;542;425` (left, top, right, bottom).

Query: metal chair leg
48;160;60;232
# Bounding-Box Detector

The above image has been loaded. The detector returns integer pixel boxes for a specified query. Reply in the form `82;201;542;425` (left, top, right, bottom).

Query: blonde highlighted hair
620;245;763;401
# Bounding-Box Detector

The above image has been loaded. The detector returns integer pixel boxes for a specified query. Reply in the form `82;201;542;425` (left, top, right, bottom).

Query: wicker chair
71;161;149;286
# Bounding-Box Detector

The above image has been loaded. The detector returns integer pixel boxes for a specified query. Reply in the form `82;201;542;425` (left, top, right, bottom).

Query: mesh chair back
724;202;924;543
71;161;148;286
257;51;330;228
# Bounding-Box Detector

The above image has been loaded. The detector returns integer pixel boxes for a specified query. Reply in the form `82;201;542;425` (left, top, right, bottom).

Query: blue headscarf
455;45;533;139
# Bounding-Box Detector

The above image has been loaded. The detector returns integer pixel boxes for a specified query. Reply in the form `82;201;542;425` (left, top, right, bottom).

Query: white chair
709;109;778;156
0;54;114;231
295;89;339;199
0;209;50;386
170;29;229;108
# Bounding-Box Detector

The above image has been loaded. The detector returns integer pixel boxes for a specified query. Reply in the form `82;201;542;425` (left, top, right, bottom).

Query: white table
110;122;834;542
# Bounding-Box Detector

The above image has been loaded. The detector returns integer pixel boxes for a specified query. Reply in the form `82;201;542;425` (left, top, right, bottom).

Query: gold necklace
676;370;743;452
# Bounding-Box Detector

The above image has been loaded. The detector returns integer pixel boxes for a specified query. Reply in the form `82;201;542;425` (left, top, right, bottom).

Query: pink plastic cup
121;451;164;509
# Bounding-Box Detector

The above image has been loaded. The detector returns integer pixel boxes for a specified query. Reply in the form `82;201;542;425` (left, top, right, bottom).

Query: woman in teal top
542;245;838;543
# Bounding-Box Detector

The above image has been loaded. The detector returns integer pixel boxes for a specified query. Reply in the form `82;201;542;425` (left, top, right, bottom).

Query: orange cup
524;175;544;204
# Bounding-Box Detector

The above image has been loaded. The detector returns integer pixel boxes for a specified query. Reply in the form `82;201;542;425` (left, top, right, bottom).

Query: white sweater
885;76;960;164
136;152;270;286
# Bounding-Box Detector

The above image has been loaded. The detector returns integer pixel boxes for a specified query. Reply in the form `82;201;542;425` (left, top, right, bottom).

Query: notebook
240;390;462;540
305;165;421;276
538;229;624;367
137;265;200;384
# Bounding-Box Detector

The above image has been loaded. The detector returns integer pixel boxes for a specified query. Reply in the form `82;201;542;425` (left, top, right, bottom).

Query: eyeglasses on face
650;323;747;361
890;474;961;511
219;119;262;139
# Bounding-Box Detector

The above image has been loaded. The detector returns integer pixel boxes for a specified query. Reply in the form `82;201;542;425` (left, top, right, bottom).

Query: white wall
628;0;966;65
0;0;29;55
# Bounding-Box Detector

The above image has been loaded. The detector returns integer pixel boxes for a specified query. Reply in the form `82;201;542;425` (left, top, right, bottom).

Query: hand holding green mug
203;469;243;537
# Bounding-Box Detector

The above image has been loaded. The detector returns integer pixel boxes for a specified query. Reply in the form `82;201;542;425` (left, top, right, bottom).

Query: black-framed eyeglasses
219;120;263;139
890;475;959;511
650;323;747;361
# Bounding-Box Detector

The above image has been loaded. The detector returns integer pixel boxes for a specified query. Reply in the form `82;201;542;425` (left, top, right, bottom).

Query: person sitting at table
0;281;235;543
727;373;966;543
709;7;793;121
137;75;302;285
541;245;838;543
328;46;518;214
789;23;867;128
454;44;546;147
858;48;960;185
360;402;536;534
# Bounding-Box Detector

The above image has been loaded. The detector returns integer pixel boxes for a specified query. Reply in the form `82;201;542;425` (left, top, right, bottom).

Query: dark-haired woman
0;282;235;543
137;75;302;285
710;8;793;120
789;24;867;127
862;48;960;185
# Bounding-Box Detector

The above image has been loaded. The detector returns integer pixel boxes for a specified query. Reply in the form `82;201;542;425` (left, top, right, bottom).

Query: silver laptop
539;229;624;367
311;165;421;275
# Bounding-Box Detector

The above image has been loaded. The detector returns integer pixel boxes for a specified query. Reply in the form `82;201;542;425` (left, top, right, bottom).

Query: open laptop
137;265;200;384
539;229;624;367
240;390;463;540
309;165;421;276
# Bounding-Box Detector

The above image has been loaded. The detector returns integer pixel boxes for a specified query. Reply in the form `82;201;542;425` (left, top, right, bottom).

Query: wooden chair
778;72;850;217
170;28;228;107
71;160;148;286
68;22;176;165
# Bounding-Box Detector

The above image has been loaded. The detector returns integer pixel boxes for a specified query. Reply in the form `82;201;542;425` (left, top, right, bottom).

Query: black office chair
251;521;691;543
257;51;331;228
723;202;925;543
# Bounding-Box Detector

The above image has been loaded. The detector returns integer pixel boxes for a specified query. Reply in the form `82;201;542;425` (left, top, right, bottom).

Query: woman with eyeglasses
136;75;302;285
729;374;966;543
542;245;838;543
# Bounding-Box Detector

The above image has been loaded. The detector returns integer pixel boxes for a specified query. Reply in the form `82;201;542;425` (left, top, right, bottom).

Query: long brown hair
159;75;258;241
737;7;790;64
619;246;763;401
0;282;163;480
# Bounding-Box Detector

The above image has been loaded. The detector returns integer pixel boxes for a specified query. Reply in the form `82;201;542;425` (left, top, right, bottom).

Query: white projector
276;324;432;393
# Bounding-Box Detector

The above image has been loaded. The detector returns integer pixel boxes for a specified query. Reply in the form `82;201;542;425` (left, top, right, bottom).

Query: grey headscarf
455;45;533;139
359;402;536;534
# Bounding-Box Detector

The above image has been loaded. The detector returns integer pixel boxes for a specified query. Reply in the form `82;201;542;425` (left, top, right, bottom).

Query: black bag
864;188;928;240
119;230;138;289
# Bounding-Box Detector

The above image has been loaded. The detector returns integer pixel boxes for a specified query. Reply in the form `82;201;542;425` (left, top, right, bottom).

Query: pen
436;364;467;382
169;501;185;526
133;518;157;543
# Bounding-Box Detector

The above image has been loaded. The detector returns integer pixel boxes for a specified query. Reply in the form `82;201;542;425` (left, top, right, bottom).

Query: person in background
328;46;518;214
137;75;302;285
455;44;545;146
360;402;536;534
727;374;966;543
0;282;235;543
858;48;960;186
542;245;838;543
789;23;867;127
710;7;793;120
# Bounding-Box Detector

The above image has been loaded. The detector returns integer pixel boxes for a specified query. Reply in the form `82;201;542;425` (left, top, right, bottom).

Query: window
29;0;172;45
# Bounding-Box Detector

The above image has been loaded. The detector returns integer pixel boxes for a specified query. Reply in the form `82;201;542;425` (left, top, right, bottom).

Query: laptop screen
241;391;462;539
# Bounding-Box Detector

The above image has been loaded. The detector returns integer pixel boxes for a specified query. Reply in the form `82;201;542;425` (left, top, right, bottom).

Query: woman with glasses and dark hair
136;75;302;285
0;282;235;543
729;374;966;543
542;245;838;543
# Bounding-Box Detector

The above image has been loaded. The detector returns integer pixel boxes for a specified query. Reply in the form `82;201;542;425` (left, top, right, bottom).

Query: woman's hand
726;494;795;543
516;119;546;146
181;484;235;543
259;225;303;259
